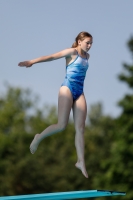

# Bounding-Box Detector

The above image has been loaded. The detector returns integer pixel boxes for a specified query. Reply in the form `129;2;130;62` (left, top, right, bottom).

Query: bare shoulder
50;48;76;60
64;48;77;57
65;48;78;66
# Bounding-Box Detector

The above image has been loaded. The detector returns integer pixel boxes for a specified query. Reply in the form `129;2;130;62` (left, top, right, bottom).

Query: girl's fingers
18;61;31;67
18;62;25;66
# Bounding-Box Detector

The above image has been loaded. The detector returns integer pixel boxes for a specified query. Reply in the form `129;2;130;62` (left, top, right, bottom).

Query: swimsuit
61;50;89;101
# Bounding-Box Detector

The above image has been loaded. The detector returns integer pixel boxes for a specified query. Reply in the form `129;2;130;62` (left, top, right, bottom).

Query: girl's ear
78;39;81;46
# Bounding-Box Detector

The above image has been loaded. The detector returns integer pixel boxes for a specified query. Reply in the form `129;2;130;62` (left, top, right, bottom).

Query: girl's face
78;37;93;52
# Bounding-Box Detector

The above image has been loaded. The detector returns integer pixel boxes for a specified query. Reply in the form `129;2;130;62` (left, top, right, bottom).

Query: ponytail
71;41;78;48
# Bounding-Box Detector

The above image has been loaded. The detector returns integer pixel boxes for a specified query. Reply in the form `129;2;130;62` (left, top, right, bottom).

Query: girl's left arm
18;48;75;68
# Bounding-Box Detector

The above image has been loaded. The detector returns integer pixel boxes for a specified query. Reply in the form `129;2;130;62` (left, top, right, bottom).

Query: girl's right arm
18;48;75;68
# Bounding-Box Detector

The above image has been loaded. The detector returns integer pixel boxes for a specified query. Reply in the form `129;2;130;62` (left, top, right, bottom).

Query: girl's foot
30;134;40;154
75;161;88;178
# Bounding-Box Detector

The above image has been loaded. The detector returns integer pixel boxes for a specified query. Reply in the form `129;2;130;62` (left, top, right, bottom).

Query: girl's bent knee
58;123;67;131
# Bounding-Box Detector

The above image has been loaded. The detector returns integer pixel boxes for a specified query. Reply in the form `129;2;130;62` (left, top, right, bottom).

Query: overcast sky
0;0;133;117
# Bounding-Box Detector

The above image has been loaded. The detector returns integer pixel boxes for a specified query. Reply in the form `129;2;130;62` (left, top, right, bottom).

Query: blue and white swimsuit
61;50;89;101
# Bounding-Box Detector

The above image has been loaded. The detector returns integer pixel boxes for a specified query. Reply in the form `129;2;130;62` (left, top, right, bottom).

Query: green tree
0;85;116;198
0;85;84;195
96;36;133;200
0;85;61;195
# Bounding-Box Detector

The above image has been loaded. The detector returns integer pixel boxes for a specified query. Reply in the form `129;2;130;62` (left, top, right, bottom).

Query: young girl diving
18;31;93;178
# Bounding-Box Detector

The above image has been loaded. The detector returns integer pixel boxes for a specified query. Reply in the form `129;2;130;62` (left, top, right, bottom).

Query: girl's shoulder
67;48;78;54
64;48;77;58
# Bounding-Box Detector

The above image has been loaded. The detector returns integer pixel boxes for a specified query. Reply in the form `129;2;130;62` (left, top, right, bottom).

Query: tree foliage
97;36;133;200
0;85;114;199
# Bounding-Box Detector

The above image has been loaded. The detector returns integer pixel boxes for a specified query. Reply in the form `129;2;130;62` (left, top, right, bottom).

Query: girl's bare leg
72;94;88;178
30;86;73;154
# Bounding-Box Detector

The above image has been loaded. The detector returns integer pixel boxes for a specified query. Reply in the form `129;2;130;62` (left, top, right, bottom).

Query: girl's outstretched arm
18;48;75;68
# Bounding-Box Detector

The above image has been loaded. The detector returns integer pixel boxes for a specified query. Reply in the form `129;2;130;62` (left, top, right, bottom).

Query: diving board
0;190;126;200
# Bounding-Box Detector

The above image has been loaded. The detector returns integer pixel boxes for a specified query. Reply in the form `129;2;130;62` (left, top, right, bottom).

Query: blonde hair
72;31;92;48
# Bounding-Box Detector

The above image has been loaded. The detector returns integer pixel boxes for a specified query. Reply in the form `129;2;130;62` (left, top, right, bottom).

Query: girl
18;31;93;178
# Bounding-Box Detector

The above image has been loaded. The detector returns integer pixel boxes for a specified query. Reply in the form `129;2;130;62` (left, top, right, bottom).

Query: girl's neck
76;47;86;57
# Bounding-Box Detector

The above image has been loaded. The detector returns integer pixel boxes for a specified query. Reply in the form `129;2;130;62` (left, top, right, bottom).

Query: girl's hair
72;31;92;48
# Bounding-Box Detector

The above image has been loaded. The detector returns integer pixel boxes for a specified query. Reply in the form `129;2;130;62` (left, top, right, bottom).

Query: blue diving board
0;190;126;200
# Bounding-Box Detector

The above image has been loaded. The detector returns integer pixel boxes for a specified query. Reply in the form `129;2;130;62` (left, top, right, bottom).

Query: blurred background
0;1;133;199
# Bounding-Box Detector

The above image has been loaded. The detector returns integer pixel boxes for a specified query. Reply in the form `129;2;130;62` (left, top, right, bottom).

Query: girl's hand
18;61;33;68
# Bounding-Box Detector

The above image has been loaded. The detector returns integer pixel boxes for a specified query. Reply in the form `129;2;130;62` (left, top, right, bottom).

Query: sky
0;0;133;118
